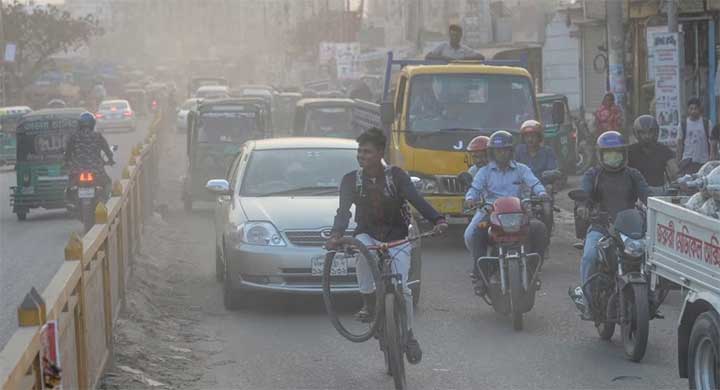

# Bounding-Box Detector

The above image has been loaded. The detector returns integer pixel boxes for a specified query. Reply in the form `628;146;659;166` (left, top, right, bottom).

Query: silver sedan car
206;138;422;309
96;99;137;132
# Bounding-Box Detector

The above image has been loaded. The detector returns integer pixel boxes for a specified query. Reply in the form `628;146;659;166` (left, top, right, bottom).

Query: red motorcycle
471;195;545;331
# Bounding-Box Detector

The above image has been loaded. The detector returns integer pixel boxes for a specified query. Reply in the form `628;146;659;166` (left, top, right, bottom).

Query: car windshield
407;74;535;133
304;107;354;137
198;111;261;144
100;102;129;111
241;148;356;196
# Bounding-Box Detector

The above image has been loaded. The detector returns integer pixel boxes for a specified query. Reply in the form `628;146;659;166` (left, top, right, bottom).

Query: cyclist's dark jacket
332;166;444;242
64;130;114;178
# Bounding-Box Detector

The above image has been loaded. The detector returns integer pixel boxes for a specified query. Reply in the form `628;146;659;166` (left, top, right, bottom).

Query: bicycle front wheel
322;237;382;343
385;293;407;390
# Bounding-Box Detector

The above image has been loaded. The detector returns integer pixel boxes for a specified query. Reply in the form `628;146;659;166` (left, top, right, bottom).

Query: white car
96;99;136;132
176;98;200;132
194;85;230;99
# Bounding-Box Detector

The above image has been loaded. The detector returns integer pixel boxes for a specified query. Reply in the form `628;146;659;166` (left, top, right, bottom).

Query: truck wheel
622;284;650;362
688;311;720;390
16;210;27;221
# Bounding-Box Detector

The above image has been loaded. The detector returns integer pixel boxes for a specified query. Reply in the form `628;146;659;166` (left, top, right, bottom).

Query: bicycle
322;231;435;390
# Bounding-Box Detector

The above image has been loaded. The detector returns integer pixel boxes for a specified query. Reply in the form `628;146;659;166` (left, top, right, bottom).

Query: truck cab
380;61;540;222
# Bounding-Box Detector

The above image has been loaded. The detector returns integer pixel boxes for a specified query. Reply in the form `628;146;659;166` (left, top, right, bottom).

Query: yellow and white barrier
0;111;163;389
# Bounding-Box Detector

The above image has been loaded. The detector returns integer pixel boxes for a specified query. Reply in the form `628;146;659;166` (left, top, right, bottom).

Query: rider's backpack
355;166;413;227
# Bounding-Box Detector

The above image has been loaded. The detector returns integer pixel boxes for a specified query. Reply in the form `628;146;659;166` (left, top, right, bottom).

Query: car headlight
620;233;646;258
410;174;440;194
227;222;286;247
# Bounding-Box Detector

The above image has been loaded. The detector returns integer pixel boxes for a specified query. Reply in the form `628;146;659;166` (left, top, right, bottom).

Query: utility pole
0;4;5;106
606;0;627;127
667;0;678;33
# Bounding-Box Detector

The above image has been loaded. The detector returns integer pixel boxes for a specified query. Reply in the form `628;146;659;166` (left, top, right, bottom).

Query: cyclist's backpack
355;166;413;227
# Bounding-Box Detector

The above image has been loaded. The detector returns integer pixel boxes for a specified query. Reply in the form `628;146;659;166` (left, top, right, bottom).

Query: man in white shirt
425;24;485;61
677;98;718;174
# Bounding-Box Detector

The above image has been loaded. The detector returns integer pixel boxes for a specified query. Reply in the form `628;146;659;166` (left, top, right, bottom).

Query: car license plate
78;187;95;199
311;254;349;276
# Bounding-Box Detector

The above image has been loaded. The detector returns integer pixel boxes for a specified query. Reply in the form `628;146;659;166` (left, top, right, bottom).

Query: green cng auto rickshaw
11;108;85;220
538;93;577;179
183;98;269;211
0;106;33;166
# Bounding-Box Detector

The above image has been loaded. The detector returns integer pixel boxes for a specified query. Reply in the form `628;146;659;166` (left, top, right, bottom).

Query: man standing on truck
425;24;486;61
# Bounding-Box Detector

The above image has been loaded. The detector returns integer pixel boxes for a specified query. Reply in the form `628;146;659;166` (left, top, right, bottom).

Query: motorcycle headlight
410;174;440;194
227;222;286;247
620;233;646;258
496;213;525;233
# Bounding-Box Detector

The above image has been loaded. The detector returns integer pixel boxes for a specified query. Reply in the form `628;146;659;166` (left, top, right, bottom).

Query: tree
1;1;103;95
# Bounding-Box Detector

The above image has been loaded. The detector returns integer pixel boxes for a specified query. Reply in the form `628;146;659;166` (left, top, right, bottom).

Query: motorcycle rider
575;131;650;317
463;130;549;288
327;127;448;365
513;119;558;180
466;135;490;177
628;115;679;196
64;112;115;197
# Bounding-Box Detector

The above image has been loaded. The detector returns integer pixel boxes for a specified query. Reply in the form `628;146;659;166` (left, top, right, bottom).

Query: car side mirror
206;179;231;195
568;189;589;202
458;172;474;187
380;101;395;125
552;101;565;124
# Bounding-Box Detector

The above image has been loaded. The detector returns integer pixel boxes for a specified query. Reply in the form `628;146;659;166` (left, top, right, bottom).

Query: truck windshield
407;74;535;133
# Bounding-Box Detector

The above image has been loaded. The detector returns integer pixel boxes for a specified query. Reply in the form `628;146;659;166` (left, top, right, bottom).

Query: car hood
239;196;354;231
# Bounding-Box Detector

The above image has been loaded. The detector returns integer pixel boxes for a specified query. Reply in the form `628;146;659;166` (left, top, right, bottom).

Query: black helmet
632;114;659;146
596;131;627;172
79;112;96;131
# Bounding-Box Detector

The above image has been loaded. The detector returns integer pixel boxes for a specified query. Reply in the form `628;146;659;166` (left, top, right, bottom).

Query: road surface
102;132;688;389
0;118;151;349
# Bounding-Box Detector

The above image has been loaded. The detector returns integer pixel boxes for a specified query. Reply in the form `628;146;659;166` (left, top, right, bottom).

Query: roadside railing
0;109;163;389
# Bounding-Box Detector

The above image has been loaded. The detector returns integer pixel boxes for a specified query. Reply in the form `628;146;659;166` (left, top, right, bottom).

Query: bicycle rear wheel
385;293;406;390
322;237;382;343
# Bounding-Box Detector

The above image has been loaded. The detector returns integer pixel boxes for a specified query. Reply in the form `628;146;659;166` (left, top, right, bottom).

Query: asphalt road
106;131;689;389
0;118;151;349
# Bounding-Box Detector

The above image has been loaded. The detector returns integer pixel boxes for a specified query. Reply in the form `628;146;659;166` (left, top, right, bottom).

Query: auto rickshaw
274;92;302;136
124;88;148;117
293;98;357;138
182;98;270;211
537;93;576;182
188;77;229;98
0;106;33;166
10;108;85;220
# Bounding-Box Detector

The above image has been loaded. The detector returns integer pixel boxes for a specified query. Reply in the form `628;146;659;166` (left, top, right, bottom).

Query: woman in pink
594;92;623;135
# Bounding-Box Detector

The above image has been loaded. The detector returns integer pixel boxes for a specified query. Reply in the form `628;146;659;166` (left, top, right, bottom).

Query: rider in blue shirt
514;120;558;179
463;131;549;294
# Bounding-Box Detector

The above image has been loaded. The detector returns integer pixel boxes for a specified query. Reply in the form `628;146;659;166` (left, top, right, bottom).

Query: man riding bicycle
326;127;448;365
463;130;549;292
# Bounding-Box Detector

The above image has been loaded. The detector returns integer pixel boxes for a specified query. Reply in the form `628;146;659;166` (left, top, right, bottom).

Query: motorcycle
66;146;117;232
568;190;664;362
532;169;563;237
458;171;546;331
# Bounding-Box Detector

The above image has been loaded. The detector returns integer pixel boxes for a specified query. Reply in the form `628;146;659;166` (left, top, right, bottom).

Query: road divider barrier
0;110;164;389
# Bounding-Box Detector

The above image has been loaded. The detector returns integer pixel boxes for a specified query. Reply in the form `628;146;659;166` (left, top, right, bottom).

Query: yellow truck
353;53;563;224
